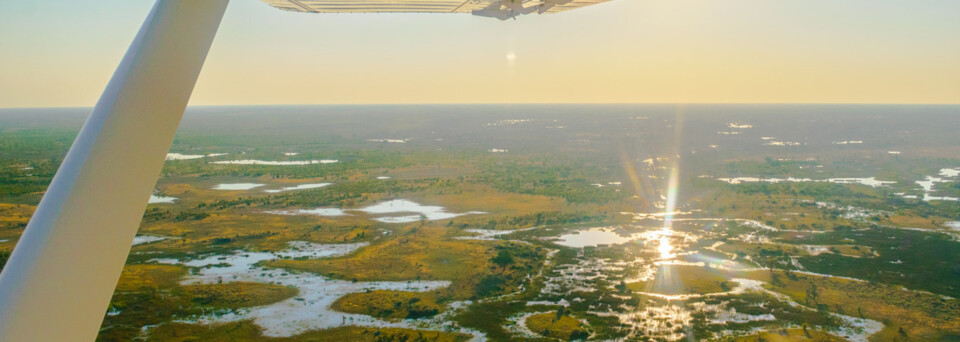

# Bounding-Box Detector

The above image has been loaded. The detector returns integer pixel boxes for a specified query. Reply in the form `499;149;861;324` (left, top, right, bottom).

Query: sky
0;0;958;107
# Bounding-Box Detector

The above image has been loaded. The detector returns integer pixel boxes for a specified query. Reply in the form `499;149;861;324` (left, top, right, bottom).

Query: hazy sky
1;0;958;107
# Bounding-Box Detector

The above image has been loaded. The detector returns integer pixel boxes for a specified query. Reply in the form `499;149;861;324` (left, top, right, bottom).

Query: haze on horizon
0;0;958;108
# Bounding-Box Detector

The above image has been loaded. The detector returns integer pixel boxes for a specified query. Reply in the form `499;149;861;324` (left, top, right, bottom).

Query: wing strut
0;1;229;340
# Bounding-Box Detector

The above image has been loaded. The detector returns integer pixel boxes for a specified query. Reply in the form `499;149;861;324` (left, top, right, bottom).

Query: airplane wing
260;0;611;18
538;0;611;14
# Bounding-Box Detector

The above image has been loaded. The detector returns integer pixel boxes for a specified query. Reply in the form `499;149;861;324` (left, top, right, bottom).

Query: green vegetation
626;265;729;295
479;158;628;204
180;282;299;309
147;321;471;341
753;270;960;340
99;264;298;341
525;310;590;340
267;226;546;300
332;290;441;319
720;328;846;342
793;227;960;297
0;129;75;201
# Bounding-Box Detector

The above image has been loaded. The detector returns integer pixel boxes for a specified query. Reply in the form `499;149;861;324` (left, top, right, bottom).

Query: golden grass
147;321;471;341
725;328;846;342
0;203;32;225
267;226;491;299
179;282;299;309
332;290;441;319
719;240;877;259
417;184;566;216
139;211;374;252
268;225;544;300
718;240;805;257
363;165;477;181
696;188;955;234
0;203;33;250
825;244;876;258
747;270;960;341
114;264;187;292
525;312;586;340
883;214;948;230
627;265;729;295
153;181;271;206
693;193;849;232
270;226;486;280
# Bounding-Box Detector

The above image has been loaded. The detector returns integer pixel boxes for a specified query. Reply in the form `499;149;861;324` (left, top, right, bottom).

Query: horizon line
3;102;960;110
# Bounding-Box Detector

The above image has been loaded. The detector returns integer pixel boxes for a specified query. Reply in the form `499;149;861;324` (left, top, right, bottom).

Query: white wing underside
261;0;611;19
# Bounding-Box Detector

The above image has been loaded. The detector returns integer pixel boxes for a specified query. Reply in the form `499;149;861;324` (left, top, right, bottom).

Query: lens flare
659;107;684;260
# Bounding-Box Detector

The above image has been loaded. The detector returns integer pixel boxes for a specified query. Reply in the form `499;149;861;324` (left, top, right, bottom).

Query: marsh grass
525;311;588;340
146;321;471;341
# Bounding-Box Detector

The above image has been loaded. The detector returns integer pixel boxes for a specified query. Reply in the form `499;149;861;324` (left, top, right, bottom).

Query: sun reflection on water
656;228;675;260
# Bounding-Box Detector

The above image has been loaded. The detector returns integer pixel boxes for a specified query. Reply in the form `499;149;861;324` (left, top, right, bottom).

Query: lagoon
148;195;177;204
213;183;265;190
555;227;639;248
263;183;331;193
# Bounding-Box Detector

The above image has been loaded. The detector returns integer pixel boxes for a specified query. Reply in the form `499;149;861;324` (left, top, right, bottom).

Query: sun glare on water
657;228;674;260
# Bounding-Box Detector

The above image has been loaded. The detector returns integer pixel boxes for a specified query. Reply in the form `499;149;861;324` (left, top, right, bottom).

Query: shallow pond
940;168;960;177
456;227;537;240
132;235;168;246
266;199;485;223
148;195;177;204
213;183;265;190
354;199;485;223
166;153;227;160
915;174;959;202
554;227;640;248
263;183;330;193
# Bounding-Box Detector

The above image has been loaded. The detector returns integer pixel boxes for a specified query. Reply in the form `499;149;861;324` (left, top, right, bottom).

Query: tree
491;250;513;269
615;280;629;294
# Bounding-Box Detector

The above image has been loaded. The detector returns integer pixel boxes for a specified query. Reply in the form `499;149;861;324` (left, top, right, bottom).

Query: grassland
180;282;299;309
0;203;32;252
721;328;846;342
791;227;960;297
99;264;299;341
268;225;547;300
135;208;375;255
748;270;960;341
525;311;588;340
692;189;859;232
718;240;872;258
147;321;472;341
627;265;730;295
692;176;960;235
332;290;442;319
113;264;187;291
